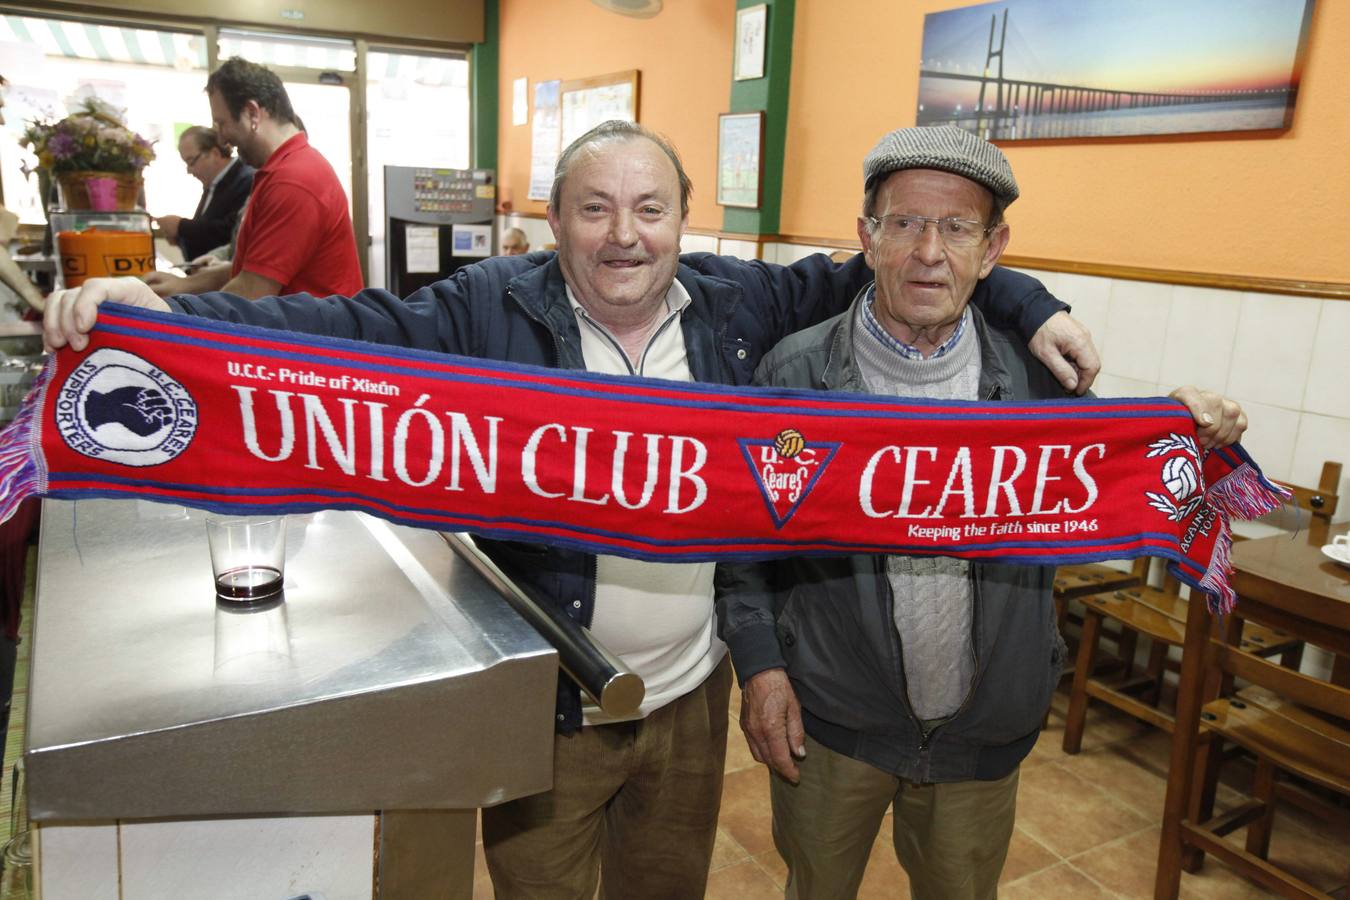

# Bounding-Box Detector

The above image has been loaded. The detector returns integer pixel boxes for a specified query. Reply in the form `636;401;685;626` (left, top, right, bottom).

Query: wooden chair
1063;462;1342;755
1053;557;1149;654
1156;598;1350;898
828;249;856;264
1044;558;1149;727
1062;561;1299;755
1271;460;1341;543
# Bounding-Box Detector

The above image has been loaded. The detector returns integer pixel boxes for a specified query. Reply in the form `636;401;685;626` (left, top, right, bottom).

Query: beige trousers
771;734;1020;900
482;656;731;899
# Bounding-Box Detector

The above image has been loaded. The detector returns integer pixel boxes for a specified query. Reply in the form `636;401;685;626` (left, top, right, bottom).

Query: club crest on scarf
739;428;840;528
1144;432;1216;552
54;348;198;466
1144;433;1202;521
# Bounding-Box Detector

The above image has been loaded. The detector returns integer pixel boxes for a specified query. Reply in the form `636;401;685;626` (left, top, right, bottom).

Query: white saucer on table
1322;543;1350;569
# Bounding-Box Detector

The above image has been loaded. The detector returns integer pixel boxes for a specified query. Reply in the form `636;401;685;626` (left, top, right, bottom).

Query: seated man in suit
154;125;254;262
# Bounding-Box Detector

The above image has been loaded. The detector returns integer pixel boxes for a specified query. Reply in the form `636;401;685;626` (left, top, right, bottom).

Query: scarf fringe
0;361;52;524
1197;514;1236;615
1197;458;1288;616
1207;460;1291;521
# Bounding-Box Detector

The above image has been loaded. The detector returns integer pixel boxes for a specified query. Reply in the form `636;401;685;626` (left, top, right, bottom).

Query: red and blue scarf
0;304;1286;611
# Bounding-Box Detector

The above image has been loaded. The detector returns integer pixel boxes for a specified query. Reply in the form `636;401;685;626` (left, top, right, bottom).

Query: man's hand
44;277;171;352
740;668;806;783
143;260;231;298
1169;386;1247;450
142;270;190;298
186;253;223;270
155;215;182;243
1029;310;1100;395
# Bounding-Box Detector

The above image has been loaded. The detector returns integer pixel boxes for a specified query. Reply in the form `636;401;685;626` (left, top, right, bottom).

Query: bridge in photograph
918;8;1292;122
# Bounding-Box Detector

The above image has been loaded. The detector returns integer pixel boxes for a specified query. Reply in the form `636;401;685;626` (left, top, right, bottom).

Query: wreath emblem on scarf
1144;433;1203;522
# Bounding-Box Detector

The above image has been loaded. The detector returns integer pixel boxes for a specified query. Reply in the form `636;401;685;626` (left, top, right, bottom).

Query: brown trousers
772;734;1020;900
483;656;732;899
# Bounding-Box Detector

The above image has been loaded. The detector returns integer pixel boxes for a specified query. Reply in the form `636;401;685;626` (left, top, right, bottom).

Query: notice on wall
512;77;529;126
528;79;562;201
405;225;440;273
452;224;493;258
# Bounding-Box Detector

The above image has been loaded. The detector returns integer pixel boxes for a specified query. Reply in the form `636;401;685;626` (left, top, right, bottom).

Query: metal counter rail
440;533;645;719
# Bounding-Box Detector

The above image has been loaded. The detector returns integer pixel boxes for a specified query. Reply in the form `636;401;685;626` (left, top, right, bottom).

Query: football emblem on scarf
1162;456;1198;501
55;348;198;466
1144;433;1203;522
773;428;805;459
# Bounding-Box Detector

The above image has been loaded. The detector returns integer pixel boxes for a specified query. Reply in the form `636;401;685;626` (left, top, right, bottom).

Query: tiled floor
473;682;1349;898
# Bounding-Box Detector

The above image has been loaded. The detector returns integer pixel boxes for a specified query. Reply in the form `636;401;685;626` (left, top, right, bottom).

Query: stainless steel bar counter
25;499;559;899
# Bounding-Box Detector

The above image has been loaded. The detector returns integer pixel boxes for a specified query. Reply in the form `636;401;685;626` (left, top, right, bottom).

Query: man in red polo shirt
199;58;363;299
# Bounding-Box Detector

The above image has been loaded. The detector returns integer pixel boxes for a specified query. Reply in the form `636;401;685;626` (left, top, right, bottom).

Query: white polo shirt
565;281;726;725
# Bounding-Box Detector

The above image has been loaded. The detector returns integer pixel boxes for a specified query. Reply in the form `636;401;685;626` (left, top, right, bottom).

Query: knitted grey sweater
854;299;979;721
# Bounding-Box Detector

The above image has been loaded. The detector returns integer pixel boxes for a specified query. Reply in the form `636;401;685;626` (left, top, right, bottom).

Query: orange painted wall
780;1;1350;283
496;0;734;231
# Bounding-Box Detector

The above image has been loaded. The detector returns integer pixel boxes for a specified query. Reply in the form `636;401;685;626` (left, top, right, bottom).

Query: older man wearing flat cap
717;126;1245;900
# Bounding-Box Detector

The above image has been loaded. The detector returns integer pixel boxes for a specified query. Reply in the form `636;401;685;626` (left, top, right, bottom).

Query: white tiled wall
752;246;1347;513
488;221;1347;513
1017;267;1348;519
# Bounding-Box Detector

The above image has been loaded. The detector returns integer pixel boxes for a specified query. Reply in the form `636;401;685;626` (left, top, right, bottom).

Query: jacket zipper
882;558;928;748
918;573;986;754
576;306;682;376
584;552;598;626
918;381;1002;755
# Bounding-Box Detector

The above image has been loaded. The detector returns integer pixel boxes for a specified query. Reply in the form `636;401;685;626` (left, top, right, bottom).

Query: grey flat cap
863;125;1018;207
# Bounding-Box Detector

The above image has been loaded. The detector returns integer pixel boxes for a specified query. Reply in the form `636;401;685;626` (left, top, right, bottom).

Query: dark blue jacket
169;250;1067;731
176;158;255;261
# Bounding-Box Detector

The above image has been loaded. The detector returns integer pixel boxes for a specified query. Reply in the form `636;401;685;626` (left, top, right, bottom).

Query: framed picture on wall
734;4;768;81
717;112;763;208
559;69;641;148
916;0;1315;140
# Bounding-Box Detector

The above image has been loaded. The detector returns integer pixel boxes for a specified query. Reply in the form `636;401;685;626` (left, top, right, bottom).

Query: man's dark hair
550;120;693;218
180;125;231;158
206;57;300;127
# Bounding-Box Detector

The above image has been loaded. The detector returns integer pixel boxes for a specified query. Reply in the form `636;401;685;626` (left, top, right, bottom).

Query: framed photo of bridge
915;0;1315;141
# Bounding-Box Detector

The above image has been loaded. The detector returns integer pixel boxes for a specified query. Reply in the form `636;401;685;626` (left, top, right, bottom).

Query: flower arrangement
20;97;155;174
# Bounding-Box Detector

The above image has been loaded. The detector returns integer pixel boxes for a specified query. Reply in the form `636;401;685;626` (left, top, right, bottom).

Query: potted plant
20;97;155;211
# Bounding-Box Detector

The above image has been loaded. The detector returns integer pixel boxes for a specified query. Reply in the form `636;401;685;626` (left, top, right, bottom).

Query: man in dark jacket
154;125;254;261
717;126;1245;900
45;120;1102;899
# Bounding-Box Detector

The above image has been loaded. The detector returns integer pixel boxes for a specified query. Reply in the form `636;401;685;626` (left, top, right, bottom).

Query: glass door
214;29;365;280
364;47;469;290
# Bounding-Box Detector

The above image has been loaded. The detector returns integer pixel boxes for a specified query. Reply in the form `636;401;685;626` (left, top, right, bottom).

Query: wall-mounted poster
734;4;768;81
528;79;562;201
717;112;763;208
916;0;1315;141
560;70;641;149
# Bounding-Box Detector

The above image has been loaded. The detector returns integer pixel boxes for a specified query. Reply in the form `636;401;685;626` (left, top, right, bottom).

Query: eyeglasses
182;151;205;170
864;214;994;249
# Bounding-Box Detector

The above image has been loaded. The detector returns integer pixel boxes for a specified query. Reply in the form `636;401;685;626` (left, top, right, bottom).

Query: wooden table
1231;523;1350;684
1154;522;1350;898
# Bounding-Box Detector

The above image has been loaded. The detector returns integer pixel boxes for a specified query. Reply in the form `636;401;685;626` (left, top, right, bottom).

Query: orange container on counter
57;229;155;288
